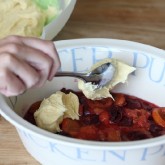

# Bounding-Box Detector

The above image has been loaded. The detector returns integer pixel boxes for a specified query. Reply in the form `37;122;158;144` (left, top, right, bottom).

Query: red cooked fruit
152;108;165;127
87;97;113;109
99;111;110;125
78;125;98;140
114;93;126;106
61;118;81;137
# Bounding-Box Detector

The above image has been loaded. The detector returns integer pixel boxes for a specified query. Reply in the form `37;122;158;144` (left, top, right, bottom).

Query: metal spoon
55;62;116;88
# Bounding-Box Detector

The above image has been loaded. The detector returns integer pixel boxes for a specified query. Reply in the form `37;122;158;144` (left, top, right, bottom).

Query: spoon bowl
55;62;116;88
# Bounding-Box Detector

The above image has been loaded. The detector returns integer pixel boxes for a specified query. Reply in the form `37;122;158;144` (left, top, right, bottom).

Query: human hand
0;35;61;96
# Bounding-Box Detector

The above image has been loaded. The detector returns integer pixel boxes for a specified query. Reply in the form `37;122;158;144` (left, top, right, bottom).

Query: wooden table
0;0;165;164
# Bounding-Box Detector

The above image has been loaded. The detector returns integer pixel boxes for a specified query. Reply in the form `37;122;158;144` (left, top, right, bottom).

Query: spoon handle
55;71;100;83
55;71;87;81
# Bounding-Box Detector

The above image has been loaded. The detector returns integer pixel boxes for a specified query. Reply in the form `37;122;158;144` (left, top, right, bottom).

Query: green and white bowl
41;0;76;40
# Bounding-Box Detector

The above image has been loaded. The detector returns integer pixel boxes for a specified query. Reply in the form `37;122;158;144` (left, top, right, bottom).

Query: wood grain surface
0;0;165;164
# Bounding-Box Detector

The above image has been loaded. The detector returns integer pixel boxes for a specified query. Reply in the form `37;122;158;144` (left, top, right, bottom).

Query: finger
0;53;40;89
0;35;23;46
0;69;25;96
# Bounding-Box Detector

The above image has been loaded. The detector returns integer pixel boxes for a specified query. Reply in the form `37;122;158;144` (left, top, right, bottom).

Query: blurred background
55;0;165;49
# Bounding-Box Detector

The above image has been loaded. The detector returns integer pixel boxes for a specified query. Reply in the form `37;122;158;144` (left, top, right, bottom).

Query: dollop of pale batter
0;0;59;38
78;58;136;100
34;91;79;133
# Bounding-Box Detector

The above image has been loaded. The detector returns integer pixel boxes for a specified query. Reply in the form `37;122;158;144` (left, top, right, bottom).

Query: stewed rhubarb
24;88;165;141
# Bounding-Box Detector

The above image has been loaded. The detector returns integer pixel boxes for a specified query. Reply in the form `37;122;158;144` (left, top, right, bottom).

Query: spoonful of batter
55;62;116;89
